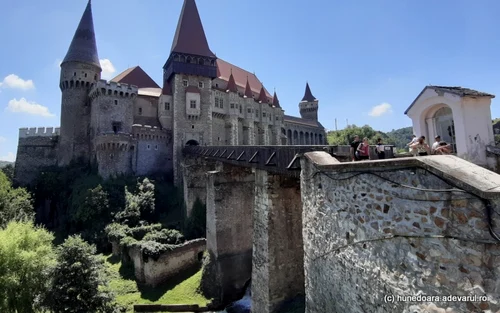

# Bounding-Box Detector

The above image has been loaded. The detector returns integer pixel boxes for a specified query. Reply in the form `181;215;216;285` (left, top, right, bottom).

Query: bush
184;197;206;240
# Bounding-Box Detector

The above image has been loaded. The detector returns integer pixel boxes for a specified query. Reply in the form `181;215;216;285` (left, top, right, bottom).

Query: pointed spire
226;69;238;93
244;76;253;98
272;90;281;108
258;85;268;103
301;82;317;102
62;0;100;69
171;0;215;57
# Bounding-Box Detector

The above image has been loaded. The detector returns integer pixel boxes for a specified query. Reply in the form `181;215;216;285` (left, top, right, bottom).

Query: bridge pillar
201;163;255;304
252;170;305;313
182;156;216;217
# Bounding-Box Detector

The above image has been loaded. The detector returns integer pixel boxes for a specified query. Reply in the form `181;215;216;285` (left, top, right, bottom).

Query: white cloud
100;59;116;80
0;136;6;143
0;74;35;90
6;98;55;117
0;152;15;162
369;102;393;117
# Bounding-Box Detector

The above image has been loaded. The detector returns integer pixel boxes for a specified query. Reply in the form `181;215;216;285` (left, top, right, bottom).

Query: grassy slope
104;255;209;313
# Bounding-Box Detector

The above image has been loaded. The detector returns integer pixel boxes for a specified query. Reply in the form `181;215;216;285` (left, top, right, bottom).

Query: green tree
43;235;117;313
115;178;155;227
0;221;56;313
1;164;14;182
0;170;34;228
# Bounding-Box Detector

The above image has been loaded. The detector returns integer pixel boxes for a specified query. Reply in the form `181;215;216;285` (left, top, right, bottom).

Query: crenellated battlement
19;127;60;138
89;80;138;100
94;132;135;151
132;124;171;141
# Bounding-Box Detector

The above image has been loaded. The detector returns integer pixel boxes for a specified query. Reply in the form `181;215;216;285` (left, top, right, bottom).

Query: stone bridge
182;146;500;313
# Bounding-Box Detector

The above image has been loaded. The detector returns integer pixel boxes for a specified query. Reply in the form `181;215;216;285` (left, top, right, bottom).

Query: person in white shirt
431;135;441;153
406;135;418;152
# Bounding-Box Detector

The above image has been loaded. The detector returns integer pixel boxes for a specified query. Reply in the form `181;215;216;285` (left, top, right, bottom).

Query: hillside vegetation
0;161;13;168
327;125;413;152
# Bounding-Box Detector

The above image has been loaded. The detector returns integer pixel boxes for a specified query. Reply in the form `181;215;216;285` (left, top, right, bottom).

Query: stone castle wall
132;124;173;176
14;134;59;186
301;153;500;313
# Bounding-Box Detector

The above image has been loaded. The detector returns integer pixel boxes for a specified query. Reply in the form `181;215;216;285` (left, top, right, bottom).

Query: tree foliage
0;221;56;313
0;170;34;228
1;164;14;182
43;235;117;313
115;178;155;227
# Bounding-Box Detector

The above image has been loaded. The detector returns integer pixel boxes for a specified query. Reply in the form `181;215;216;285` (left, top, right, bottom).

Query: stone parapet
18;127;60;138
89;79;138;100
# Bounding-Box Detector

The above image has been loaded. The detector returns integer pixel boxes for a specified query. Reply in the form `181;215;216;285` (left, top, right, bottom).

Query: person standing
356;137;371;160
407;135;418;152
376;138;385;159
350;135;361;161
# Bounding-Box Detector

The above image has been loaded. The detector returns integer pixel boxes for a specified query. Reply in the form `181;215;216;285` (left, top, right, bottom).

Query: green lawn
104;254;210;313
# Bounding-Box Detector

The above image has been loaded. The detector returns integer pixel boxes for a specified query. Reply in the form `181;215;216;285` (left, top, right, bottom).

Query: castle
14;0;326;185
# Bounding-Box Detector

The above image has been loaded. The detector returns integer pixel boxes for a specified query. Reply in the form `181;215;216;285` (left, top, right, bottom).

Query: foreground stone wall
129;239;206;287
301;153;500;313
14;136;59;186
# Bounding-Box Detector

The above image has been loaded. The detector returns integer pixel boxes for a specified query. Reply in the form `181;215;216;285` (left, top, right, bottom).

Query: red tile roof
216;59;272;102
258;85;268;103
244;78;253;98
171;0;215;58
111;66;160;88
226;71;238;93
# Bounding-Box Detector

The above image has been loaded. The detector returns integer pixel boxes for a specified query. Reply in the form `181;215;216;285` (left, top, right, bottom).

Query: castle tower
59;0;102;165
257;85;270;145
226;70;239;145
272;91;284;145
163;0;218;184
243;77;256;145
299;82;319;121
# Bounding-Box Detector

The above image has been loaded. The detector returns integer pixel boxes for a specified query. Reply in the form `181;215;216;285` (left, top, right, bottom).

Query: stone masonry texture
252;169;305;313
203;162;254;303
300;153;500;313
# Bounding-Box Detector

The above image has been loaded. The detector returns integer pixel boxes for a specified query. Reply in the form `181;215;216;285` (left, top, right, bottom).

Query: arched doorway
434;107;456;152
186;140;199;146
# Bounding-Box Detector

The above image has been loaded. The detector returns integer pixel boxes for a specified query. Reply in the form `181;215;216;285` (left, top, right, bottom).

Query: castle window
114;100;118;105
138;107;142;115
190;100;197;109
110;154;114;160
94;74;97;81
147;144;151;150
192;125;195;129
247;108;251;113
215;97;219;108
183;80;188;87
165;102;170;110
108;89;112;95
84;73;87;78
269;115;272;121
230;103;234;109
276;116;279;121
74;72;76;76
255;110;259;118
240;106;242;114
216;83;219;88
186;56;192;63
155;145;158;150
220;99;223;108
263;112;266;117
198;81;204;88
112;122;122;134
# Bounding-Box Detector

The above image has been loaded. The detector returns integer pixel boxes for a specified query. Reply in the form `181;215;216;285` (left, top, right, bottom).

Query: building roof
405;85;495;115
244;78;253;98
186;85;200;93
226;71;238;93
284;115;325;129
170;0;215;57
62;0;100;69
301;82;317;102
216;59;272;101
272;91;281;108
111;66;160;88
162;81;172;96
138;88;162;98
133;116;161;128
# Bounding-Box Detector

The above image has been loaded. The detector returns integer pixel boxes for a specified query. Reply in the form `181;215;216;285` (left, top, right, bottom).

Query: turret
58;0;102;165
299;82;319;121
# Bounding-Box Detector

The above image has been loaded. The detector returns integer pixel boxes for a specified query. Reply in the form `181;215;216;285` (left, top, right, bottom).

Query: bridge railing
183;145;355;176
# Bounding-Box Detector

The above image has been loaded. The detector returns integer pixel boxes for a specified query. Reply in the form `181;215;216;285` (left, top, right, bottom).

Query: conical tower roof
301;82;317;102
258;85;268;103
272;90;281;108
226;70;238;93
171;0;215;57
244;77;253;98
62;0;100;69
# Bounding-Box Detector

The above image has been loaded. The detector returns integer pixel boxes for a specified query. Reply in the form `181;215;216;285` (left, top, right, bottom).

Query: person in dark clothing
376;138;386;159
350;135;361;161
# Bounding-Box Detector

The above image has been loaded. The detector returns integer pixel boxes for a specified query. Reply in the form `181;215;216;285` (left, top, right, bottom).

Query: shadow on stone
275;294;305;313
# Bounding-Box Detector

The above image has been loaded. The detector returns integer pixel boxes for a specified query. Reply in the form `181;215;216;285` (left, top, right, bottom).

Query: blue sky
1;0;500;161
